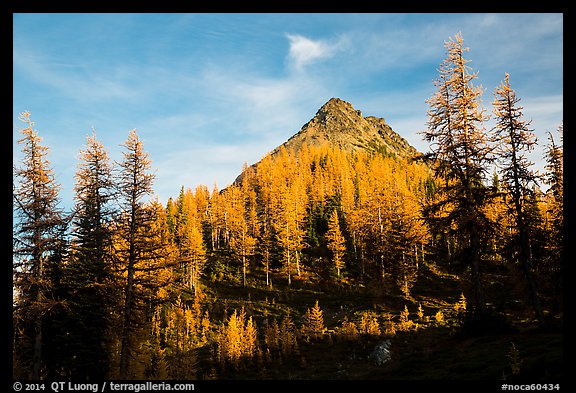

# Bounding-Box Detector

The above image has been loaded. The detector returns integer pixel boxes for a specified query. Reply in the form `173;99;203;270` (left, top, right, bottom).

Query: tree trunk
469;223;485;316
32;248;44;379
287;249;292;286
295;250;301;276
120;243;136;379
242;255;247;288
265;247;270;287
32;312;42;379
518;225;547;328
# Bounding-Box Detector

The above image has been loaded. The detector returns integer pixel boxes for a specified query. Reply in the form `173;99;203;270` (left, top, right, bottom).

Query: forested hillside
13;33;563;381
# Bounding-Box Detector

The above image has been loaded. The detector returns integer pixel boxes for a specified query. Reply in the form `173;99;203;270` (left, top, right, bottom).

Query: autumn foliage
13;33;563;380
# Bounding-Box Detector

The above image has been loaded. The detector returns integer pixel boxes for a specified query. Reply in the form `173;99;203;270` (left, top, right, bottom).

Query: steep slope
235;98;418;184
272;97;418;158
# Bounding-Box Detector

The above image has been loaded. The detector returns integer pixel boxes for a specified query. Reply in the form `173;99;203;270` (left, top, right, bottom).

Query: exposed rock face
270;97;417;158
234;97;418;184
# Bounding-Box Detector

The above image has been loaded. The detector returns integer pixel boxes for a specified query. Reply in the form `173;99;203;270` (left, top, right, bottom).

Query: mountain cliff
271;97;418;158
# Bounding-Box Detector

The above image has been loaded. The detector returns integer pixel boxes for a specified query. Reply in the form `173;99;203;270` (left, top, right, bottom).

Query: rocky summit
234;98;419;185
270;97;418;159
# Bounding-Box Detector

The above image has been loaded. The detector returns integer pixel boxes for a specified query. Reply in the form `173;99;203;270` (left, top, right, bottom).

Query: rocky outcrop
368;340;392;366
271;97;417;158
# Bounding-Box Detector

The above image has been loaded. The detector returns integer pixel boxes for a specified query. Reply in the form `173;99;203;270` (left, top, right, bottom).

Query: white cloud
286;34;344;70
197;66;333;139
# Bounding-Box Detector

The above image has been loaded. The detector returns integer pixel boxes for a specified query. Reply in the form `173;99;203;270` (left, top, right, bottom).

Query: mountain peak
274;97;416;158
318;97;358;115
312;98;365;129
235;98;418;184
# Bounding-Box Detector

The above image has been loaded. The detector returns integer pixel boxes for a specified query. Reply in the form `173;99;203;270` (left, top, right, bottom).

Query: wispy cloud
197;65;334;140
129;64;336;201
13;48;142;102
285;34;348;71
13;13;562;209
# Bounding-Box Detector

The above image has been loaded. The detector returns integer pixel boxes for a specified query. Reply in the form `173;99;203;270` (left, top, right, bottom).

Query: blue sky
13;13;563;209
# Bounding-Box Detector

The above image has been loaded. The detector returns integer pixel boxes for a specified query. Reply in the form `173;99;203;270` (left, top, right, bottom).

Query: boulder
369;340;392;366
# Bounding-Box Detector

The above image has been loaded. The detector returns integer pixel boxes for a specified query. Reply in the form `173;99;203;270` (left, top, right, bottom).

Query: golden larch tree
422;32;492;319
326;209;346;279
491;73;545;327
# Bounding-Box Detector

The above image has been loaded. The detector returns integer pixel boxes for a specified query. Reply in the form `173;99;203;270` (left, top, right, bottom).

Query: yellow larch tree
301;300;325;340
326;209;347;279
422;32;492;318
